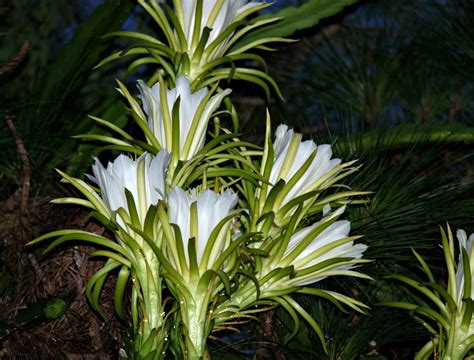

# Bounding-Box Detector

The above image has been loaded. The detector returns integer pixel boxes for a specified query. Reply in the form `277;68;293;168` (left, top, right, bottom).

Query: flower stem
183;298;211;360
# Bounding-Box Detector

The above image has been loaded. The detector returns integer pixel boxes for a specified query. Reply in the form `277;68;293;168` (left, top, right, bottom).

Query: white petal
175;76;207;152
148;150;170;201
137;80;166;147
168;187;193;264
195;189;238;263
181;0;196;43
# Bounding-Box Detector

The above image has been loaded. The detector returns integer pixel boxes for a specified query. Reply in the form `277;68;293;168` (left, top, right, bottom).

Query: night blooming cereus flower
270;124;341;206
256;124;360;228
177;0;265;62
266;211;369;287
215;207;369;326
157;186;240;359
89;150;170;227
138;76;231;161
164;187;239;279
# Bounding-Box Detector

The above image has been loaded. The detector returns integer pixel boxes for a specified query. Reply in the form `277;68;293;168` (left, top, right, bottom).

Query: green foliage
0;0;135;199
232;0;358;50
269;0;474;128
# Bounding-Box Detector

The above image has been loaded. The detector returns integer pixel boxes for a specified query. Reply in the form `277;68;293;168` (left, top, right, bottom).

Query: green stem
183;297;211;360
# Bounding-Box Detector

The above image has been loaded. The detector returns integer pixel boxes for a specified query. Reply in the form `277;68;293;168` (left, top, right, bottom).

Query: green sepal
192;26;211;62
271;203;303;264
276;190;320;219
414;338;437;360
157;74;173;150
124;189;141;228
440;225;457;296
216;270;232;297
87;115;134;140
102;30;164;44
239;267;261;301
199;209;240;272
139;328;159;358
170;224;190;276
199;53;268;77
259;265;294;286
141;1;178;50
117;80;162;151
256;211;275;235
224;15;279;52
171;95;182;162
143;205;158;239
86;258;121;317
420;282;457;312
180;82;219;159
412;248;436;284
160;3;186;50
89;250;132;268
272;296;301;344
379;301;449;330
94;47;151;69
188;237;200;279
136;215;193;300
261;179;286;215
304;288;369;314
273;150;318;211
461;298;474;329
29;230;126;257
261;287;302;298
203;20;248;58
385;274;449;318
51;197;95;210
89;210;117;232
281;218;336;268
114;266;131;320
283;295;328;354
294;256;354;278
56;170;110;216
187;167;262;187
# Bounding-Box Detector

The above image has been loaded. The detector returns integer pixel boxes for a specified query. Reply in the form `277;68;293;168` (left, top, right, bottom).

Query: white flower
137;76;231;160
275;218;367;286
455;229;474;306
167;187;238;271
180;0;261;59
268;124;342;211
89;150;170;227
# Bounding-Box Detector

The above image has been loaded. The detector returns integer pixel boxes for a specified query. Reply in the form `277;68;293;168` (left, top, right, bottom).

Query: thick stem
183;298;211;360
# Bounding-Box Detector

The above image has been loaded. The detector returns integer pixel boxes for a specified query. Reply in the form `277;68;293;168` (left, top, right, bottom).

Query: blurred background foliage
1;0;473;358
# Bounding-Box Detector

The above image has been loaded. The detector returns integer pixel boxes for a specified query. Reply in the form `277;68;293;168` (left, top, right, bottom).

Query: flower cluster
30;2;370;359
